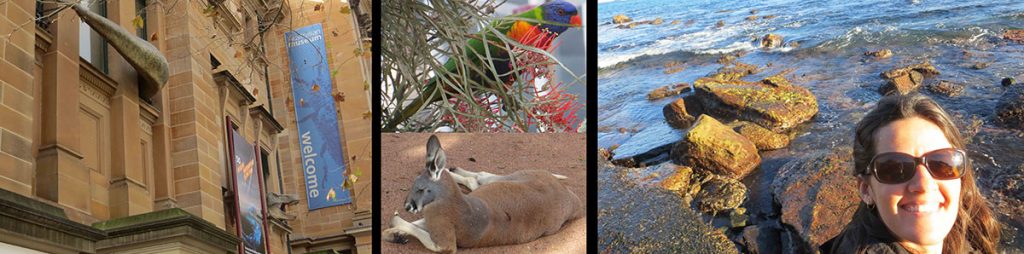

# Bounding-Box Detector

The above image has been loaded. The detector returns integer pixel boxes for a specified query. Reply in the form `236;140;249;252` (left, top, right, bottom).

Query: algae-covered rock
694;174;748;214
996;85;1024;131
735;121;790;150
659;165;693;192
760;33;783;48
613;14;632;24
879;62;940;95
671;115;760;179
926;80;965;97
693;72;818;132
864;49;893;59
598;162;739;254
648;83;691;101
664;98;696;129
771;148;860;251
709;61;761;82
1004;29;1024;44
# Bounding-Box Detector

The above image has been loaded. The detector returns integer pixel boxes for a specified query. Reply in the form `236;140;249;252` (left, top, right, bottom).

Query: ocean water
599;0;1024;251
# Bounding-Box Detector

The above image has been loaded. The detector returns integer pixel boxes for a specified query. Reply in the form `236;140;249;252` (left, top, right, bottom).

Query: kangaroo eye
425;189;431;193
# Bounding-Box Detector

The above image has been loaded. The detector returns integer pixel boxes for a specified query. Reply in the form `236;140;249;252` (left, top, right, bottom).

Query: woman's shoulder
819;233;908;254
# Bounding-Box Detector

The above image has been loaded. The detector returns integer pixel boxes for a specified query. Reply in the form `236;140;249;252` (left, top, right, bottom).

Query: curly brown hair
836;93;1000;253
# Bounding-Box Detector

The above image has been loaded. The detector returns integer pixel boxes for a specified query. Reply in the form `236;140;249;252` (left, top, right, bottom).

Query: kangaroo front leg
446;170;479;191
451;167;505;186
388;213;445;252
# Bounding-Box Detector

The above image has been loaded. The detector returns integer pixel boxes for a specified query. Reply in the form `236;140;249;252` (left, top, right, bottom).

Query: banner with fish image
228;126;268;254
285;23;351;210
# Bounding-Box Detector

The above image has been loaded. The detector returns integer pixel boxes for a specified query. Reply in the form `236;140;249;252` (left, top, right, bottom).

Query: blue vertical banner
228;127;267;254
285;23;351;210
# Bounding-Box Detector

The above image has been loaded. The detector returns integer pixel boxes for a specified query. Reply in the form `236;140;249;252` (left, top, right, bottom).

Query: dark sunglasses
865;148;968;184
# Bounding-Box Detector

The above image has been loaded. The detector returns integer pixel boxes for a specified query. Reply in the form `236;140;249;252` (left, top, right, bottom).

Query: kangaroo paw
383;228;410;244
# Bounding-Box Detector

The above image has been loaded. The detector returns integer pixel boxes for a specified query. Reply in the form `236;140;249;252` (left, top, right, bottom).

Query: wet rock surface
760;34;784;48
879;62;940;95
598;161;739;254
926;80;965;97
659;164;694;192
992;164;1024;201
612;14;632;24
711;61;761;81
771;148;860;251
1004;29;1024;44
647;83;691;101
996;85;1024;131
663;98;696;129
694;72;819;132
609;124;682;167
671;115;761;179
735;121;790;150
865;49;893;59
694;174;748;214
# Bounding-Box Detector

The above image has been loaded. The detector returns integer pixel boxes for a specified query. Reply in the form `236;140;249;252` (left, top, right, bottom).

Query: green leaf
132;15;145;29
202;5;218;17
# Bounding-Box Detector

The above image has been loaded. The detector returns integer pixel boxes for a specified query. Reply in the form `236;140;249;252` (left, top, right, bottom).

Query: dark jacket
819;206;976;254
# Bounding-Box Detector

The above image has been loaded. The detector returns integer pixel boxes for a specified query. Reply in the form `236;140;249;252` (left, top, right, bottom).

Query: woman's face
860;116;961;251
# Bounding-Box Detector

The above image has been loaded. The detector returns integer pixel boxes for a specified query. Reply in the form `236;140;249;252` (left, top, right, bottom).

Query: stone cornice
93;208;239;252
213;69;257;105
0;188;105;252
80;59;119;106
249;105;284;134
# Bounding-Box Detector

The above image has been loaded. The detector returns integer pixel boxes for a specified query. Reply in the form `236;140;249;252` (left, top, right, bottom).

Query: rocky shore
599;12;1024;251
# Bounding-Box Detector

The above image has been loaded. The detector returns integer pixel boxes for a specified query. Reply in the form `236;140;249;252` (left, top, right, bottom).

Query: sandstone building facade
0;0;371;253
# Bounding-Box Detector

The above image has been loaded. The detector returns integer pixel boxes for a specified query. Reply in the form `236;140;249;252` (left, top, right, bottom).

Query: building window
135;0;148;39
260;148;270;189
36;1;49;29
79;0;108;73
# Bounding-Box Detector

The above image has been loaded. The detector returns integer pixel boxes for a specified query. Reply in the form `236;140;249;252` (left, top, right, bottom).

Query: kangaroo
383;135;584;253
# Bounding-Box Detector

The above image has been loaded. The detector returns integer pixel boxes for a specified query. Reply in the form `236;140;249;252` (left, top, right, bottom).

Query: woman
821;93;1000;253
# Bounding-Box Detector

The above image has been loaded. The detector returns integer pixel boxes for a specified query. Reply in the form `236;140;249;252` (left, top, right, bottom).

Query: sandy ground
380;133;587;254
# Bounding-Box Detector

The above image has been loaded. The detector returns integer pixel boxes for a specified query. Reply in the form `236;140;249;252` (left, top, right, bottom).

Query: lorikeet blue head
539;1;581;35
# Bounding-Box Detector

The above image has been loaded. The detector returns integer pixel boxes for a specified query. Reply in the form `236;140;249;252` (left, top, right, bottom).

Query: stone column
138;0;175;211
162;0;226;229
36;3;88;217
105;0;153;219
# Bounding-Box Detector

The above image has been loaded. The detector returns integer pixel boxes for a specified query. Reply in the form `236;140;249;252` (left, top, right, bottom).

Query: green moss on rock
671;115;760;179
694;74;818;132
735;121;790;150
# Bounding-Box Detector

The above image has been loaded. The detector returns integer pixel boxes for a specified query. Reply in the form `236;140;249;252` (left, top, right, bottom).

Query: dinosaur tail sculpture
72;2;169;99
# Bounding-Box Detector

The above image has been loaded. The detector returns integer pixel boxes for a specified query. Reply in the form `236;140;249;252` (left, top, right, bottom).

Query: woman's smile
897;198;944;215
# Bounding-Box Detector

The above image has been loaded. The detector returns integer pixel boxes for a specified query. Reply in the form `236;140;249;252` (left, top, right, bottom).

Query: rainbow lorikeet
387;0;582;130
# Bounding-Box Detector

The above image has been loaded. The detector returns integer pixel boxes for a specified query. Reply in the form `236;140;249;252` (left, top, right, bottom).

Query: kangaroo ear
430;148;447;181
425;135;446;180
426;135;441;161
